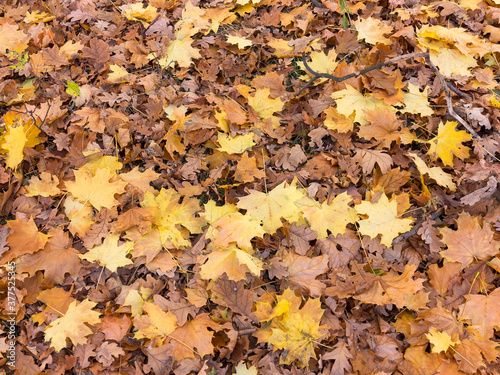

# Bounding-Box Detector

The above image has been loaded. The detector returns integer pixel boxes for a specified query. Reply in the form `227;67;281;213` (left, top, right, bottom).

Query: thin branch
297;51;428;97
297;50;480;138
423;54;480;138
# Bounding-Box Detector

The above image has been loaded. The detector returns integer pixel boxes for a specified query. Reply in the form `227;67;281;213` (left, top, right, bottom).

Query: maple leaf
198;244;263;281
265;289;327;367
234;362;258;375
426;327;460;354
237;179;306;233
65;167;128;210
459;288;500;339
427;121;472;167
355;192;414;246
354;264;425;308
331;85;388;125
295;192;357;239
323;106;355;133
440;213;499;268
353;17;393;45
32;287;75;325
134;302;178;344
159;24;201;68
25;172;62;197
120;2;157;26
44;299;101;351
209;278;257;321
401;84;434;117
167;314;219;361
141;188;206;249
80;233;133;273
0;23;28;56
2;217;49;263
216;132;256;154
0;111;41;169
210;212;265;250
17;227;81;285
247;87;284;119
299;49;338;83
282;252;329;297
408;153;456;191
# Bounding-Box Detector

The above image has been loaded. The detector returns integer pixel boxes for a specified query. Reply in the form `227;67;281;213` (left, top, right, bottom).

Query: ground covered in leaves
1;0;500;374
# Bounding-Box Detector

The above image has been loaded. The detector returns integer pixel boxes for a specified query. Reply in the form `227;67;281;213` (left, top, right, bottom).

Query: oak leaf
354;264;425;308
355;192;414;246
440;213;499;268
45;299;101;351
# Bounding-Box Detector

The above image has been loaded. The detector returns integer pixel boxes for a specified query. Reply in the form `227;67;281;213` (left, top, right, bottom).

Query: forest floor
1;0;500;374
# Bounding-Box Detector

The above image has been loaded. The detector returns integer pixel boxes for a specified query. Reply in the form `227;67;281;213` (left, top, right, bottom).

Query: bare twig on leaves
297;50;480;139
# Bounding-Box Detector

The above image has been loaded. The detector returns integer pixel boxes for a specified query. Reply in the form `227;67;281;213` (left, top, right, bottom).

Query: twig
297;51;428;97
298;50;480;139
391;207;443;246
423;54;480;138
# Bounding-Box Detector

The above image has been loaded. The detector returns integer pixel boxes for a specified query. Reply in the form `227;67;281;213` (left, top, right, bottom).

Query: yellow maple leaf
234;362;258;375
210;212;265;250
331;85;388;125
236;179;306;233
353;17;393;45
64;196;94;238
408;153;456;191
296;192;357;239
80;233;133;273
134;302;178;343
119;2;157;27
261;289;327;367
45;299;101;351
159;24;201;68
426;327;460;353
0;111;42;169
401;84;434;117
247;87;284;119
65;167;127;210
25;172;62;197
298;49;338;84
216;132;256;154
2;121;26;169
141;188;206;248
24;10;55;24
355;192;414;246
107;64;129;84
429;48;477;77
226;35;253;49
427;121;471;167
198;244;263;281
